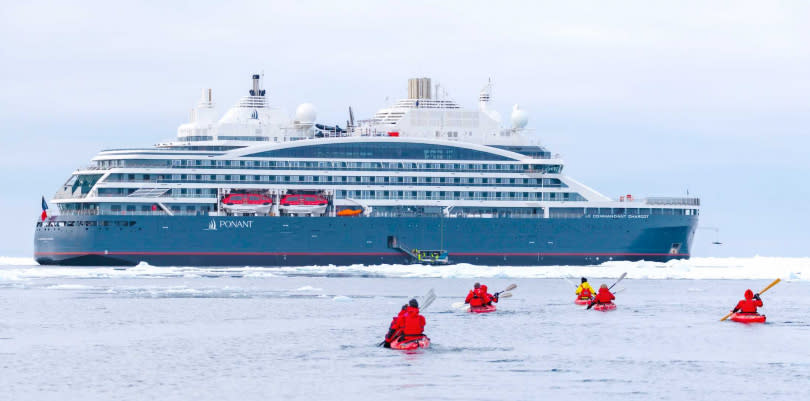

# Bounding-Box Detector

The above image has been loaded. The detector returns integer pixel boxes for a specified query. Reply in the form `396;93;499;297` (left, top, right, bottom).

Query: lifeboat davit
279;194;328;216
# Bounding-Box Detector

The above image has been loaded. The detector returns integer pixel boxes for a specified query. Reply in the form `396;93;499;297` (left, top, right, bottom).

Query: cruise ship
34;74;699;266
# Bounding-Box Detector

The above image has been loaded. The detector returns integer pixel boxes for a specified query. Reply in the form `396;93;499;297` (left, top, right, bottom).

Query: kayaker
396;298;426;340
480;284;498;306
594;284;615;304
465;282;484;307
576;277;595;300
382;304;408;348
731;289;763;314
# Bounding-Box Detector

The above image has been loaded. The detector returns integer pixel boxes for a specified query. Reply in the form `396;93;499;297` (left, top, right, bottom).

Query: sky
1;0;808;257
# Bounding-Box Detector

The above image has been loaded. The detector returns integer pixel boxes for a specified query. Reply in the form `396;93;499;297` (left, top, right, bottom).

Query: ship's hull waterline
35;215;696;267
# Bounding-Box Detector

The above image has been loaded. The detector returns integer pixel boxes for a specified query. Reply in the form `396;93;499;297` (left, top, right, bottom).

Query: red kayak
730;313;766;323
575;298;592;305
592;302;616;311
469;304;497;313
390;336;430;350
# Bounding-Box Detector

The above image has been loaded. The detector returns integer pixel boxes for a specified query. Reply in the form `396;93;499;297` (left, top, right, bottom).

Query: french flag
41;196;48;221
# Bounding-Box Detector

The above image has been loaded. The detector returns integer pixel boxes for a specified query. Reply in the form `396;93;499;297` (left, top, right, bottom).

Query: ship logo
204;220;217;231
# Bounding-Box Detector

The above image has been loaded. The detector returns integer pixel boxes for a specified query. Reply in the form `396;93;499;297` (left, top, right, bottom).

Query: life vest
469;289;484;307
576;282;594;298
397;307;426;336
735;289;763;313
595;288;615;303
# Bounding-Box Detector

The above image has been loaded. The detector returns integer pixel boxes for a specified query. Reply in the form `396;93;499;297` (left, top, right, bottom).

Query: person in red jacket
594;284;615;304
732;289;763;314
480;284;499;306
464;282;482;306
382;304;408;348
396;298;426;339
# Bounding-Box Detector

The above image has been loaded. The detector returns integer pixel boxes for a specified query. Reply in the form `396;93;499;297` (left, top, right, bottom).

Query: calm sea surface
1;265;808;401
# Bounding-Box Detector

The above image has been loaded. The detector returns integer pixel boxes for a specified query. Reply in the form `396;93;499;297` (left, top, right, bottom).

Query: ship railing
95;193;215;199
57;210;208;217
645;197;701;206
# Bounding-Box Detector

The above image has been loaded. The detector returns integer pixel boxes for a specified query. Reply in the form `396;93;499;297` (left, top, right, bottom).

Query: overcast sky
1;0;808;257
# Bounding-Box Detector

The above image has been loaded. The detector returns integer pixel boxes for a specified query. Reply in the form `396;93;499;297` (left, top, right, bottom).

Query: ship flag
41;196;48;221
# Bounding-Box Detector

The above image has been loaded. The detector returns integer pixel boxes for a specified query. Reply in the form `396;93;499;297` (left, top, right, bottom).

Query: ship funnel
249;74;265;96
408;77;432;99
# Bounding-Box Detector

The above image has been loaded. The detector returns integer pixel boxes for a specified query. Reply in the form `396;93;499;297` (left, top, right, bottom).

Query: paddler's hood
745;289;754;300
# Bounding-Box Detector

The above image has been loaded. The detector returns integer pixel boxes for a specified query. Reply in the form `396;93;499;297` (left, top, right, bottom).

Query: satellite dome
511;104;529;129
295;103;317;124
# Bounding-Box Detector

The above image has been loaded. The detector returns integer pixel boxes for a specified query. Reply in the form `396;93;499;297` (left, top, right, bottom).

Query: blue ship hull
34;214;697;266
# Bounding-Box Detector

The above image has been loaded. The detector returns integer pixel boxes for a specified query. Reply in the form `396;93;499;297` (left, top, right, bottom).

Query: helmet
474;282;481;289
581;277;587;283
409;298;419;308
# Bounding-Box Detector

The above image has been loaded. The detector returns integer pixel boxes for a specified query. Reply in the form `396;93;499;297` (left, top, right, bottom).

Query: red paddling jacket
396;306;426;336
733;289;763;313
466;288;485;307
595;287;615;304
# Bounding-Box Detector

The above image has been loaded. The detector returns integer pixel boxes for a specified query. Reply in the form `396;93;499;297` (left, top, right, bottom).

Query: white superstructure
50;74;699;221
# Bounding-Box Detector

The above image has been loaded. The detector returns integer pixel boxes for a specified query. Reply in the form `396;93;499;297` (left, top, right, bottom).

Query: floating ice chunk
45;284;94;290
295;285;323;291
333;295;352;302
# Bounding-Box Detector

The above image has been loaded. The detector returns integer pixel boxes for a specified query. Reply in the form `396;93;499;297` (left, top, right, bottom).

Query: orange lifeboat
337;209;363;216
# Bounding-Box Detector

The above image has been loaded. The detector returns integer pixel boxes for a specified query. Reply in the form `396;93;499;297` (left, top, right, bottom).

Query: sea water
1;257;808;401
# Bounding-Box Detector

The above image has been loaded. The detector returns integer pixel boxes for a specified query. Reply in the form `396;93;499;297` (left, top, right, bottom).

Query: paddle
420;289;437;311
562;276;578;288
720;278;780;322
587;272;627;310
493;284;517;299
